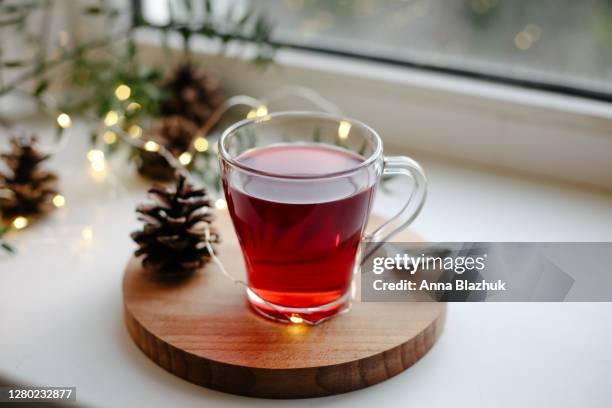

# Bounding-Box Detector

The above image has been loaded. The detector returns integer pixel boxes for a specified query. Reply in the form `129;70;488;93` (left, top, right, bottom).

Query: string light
247;105;268;119
514;31;533;50
193;137;209;152
52;194;66;208
128;125;142;139
12;216;28;230
215;198;227;210
114;84;131;101
56;113;72;129
103;131;117;144
289;314;303;324
515;24;541;50
178;152;192;165
256;105;268;117
126;102;141;111
87;149;106;172
144;141;159;152
338;120;352;140
104;111;119;127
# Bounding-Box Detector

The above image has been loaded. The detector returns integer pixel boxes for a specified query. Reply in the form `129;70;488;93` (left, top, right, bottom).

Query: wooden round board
123;210;445;398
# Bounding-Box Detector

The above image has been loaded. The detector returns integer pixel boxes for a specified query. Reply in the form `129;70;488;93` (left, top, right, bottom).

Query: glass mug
219;111;426;324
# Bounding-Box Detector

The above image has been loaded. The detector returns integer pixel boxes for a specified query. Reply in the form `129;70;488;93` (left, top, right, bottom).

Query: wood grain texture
123;211;445;398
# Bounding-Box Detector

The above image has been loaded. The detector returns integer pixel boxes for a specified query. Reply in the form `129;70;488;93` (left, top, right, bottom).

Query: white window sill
378;152;612;241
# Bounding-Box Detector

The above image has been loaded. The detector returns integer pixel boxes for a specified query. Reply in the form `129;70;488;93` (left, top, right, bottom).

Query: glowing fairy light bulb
56;113;72;129
114;84;131;101
178;152;192;165
87;149;106;172
247;105;268;119
193;137;209;152
256;105;268;117
52;194;66;208
12;216;28;230
104;111;119;126
128;125;142;139
144;141;159;152
338;120;351;140
87;149;104;163
103;131;117;144
215;198;227;210
289;314;303;324
126;102;141;111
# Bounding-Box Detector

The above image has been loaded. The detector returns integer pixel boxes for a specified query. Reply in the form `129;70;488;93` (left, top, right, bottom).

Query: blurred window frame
131;2;612;190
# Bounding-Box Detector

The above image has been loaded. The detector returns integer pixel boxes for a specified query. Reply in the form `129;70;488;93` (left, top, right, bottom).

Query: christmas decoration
160;62;224;128
136;115;199;181
0;136;58;221
0;0;276;187
131;174;220;278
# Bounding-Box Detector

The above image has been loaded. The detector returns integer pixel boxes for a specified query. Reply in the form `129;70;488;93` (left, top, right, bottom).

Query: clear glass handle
368;156;427;243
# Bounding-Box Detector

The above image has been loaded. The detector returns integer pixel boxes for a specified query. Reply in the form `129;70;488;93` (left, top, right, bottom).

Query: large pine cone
0;135;58;220
160;62;224;128
131;174;220;278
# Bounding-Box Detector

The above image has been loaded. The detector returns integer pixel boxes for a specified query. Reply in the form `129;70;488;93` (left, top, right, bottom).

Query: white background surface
1;123;612;407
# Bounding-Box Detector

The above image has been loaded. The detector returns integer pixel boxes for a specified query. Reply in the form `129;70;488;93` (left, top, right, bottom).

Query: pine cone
136;116;198;181
160;62;224;128
0;135;58;221
131;174;220;278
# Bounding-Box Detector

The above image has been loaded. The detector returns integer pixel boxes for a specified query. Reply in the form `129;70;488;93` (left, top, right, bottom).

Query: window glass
140;0;612;99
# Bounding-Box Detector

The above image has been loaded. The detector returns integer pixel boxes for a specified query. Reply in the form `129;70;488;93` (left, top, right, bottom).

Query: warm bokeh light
247;105;268;119
256;105;268;117
103;131;117;144
178;152;192;165
114;84;131;101
338;120;352;140
215;198;227;210
126;102;141;111
128;125;142;139
52;194;66;208
87;149;104;163
56;113;72;129
87;149;106;172
144;141;159;152
289;314;304;324
12;216;28;230
104;111;119;126
514;24;540;51
193;137;209;152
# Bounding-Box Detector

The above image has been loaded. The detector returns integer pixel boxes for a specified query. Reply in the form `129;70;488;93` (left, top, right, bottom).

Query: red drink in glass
224;144;376;321
219;112;427;324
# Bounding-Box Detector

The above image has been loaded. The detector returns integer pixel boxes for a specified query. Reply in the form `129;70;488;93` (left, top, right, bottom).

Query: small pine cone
160;62;224;128
131;174;220;278
136;116;199;181
0;135;58;221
